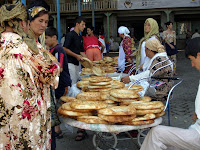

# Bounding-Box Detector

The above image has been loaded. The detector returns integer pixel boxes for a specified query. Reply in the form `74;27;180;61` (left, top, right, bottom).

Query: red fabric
85;48;102;61
100;35;105;39
122;36;132;60
60;53;64;68
83;36;100;51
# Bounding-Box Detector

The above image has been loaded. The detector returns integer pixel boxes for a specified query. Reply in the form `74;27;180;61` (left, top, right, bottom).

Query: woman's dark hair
165;21;173;28
87;25;94;31
29;0;50;11
185;37;200;58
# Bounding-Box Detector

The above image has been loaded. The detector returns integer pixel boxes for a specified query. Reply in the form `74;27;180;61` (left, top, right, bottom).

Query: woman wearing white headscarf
118;26;133;74
121;38;173;101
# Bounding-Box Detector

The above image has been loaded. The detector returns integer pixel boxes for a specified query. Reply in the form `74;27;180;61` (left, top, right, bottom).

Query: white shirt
140;36;156;66
191;32;200;39
189;80;200;134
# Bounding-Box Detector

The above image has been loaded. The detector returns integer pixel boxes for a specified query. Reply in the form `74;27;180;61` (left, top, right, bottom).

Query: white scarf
118;26;130;37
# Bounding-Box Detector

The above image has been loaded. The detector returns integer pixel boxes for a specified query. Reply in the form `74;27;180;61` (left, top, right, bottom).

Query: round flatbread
140;96;152;102
100;91;110;100
89;81;112;86
70;100;108;110
57;107;92;117
98;105;136;116
121;119;154;125
61;102;91;113
131;114;156;121
77;80;89;89
77;116;111;124
89;76;112;83
155;111;165;118
76;92;101;101
88;84;112;89
119;99;139;105
130;101;164;110
123;85;143;92
104;66;117;73
80;57;93;68
136;107;164;116
92;66;105;76
110;89;140;99
81;68;93;75
98;114;136;123
111;80;125;89
104;99;116;104
103;56;113;62
60;96;78;103
109;95;139;102
81;76;96;81
87;87;112;92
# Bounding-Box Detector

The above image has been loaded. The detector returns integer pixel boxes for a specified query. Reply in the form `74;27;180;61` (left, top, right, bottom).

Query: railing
50;0;117;12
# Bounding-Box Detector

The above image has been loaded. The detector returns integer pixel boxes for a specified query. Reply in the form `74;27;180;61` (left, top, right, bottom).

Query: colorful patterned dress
122;36;133;74
0;32;58;150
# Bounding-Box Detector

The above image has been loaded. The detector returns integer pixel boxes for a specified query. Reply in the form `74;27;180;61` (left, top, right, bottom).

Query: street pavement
56;50;198;150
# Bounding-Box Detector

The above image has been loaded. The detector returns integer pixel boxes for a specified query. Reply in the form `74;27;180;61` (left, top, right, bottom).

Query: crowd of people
0;1;199;150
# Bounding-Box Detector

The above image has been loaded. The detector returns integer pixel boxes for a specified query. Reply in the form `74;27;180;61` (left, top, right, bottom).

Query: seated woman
121;38;173;101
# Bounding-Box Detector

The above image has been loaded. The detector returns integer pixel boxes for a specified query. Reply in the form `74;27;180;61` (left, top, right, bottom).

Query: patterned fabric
122;36;132;60
0;32;58;150
28;6;47;22
163;31;176;43
149;56;173;101
0;3;39;54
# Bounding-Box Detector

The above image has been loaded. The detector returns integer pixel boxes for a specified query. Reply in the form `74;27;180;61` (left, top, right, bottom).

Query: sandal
75;130;88;141
55;130;63;139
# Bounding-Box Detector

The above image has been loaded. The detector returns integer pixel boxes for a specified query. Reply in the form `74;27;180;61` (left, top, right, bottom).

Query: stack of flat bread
120;101;165;125
109;89;140;102
76;77;125;92
98;105;137;123
58;83;165;125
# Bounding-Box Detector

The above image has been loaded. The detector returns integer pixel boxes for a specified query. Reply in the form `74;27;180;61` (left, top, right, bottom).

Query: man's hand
121;76;131;83
76;54;83;61
192;113;198;121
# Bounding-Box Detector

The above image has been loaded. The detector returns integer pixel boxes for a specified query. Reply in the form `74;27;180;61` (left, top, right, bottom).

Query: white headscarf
118;26;130;37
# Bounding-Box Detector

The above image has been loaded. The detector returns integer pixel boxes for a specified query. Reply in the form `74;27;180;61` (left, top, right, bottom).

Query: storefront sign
118;0;200;10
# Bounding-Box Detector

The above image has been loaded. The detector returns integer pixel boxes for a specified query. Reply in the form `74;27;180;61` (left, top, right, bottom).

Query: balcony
49;0;117;13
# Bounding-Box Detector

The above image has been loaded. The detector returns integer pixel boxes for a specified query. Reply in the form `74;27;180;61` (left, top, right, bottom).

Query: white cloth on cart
62;117;162;134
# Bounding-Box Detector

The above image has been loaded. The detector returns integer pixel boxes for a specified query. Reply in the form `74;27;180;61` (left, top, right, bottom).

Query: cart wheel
137;128;150;147
93;132;118;150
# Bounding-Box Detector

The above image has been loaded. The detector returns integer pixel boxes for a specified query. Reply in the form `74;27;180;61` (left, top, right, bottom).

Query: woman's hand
170;44;175;49
139;64;143;71
121;76;131;83
192;113;198;121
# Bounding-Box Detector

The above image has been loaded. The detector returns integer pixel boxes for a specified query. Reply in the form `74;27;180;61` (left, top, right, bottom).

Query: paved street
56;50;198;150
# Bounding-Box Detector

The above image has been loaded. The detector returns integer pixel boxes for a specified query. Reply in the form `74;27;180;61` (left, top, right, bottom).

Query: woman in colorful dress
28;4;62;149
121;38;173;101
0;3;58;149
118;26;133;74
163;21;178;75
83;26;105;61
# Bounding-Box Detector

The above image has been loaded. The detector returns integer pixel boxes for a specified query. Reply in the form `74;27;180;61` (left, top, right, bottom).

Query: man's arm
63;47;83;61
